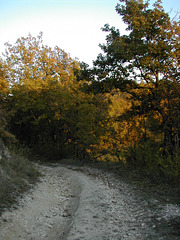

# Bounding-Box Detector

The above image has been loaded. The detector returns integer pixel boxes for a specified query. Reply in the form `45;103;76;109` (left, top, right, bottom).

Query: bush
125;141;180;182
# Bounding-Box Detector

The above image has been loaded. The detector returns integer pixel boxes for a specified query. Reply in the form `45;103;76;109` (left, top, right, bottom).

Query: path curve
0;164;180;240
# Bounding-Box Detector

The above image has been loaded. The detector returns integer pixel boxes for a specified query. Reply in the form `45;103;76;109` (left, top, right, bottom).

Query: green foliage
0;33;109;160
0;101;17;145
92;0;180;180
125;141;180;181
95;0;179;84
0;1;179;183
0;128;17;144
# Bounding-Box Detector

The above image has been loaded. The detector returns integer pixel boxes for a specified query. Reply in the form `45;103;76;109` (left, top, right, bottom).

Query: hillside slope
0;139;40;215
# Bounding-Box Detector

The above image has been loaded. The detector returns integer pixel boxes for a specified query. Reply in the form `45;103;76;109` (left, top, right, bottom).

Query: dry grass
0;146;40;215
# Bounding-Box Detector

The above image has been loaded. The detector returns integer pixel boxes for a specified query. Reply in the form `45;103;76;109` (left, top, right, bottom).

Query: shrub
125;141;180;182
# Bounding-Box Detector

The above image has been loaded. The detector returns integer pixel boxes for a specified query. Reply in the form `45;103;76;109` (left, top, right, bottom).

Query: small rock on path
0;165;180;240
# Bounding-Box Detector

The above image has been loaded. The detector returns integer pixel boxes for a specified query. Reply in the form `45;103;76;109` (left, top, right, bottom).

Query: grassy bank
0;146;40;216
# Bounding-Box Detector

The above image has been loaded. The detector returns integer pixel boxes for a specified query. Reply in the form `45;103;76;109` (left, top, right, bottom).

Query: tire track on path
0;164;180;240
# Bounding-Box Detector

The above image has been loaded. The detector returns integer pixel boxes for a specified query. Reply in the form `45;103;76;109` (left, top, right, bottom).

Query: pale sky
0;0;179;66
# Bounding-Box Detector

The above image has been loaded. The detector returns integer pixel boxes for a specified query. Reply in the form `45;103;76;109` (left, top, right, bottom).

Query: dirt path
0;165;180;239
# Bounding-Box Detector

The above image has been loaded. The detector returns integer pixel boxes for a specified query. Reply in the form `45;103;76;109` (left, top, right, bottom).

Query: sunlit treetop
3;32;81;87
94;0;180;85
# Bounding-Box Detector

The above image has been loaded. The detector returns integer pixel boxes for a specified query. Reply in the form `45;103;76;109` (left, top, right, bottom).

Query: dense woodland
0;0;179;181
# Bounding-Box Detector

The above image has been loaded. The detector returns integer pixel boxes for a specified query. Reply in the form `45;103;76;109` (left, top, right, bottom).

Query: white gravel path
0;164;180;240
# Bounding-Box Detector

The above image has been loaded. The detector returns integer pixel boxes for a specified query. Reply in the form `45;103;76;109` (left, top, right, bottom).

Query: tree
95;0;179;84
94;0;180;155
0;58;9;100
1;33;81;155
1;33;111;160
3;32;80;87
0;58;17;144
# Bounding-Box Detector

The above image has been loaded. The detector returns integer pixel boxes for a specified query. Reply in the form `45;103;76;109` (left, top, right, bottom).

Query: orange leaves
108;89;132;118
3;33;80;89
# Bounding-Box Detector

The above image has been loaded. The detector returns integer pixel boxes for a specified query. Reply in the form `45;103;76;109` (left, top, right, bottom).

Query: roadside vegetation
0;0;179;203
0;143;40;216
